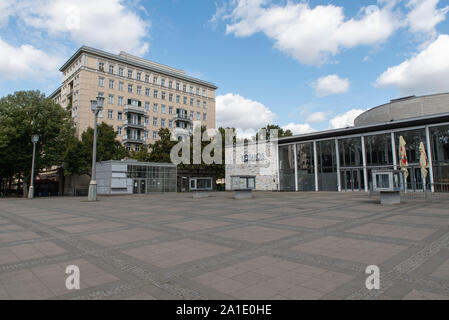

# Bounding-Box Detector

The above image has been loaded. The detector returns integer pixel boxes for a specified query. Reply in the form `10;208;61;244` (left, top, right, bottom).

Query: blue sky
1;0;449;136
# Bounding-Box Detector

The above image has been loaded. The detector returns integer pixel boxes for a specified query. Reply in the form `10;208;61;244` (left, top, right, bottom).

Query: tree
130;147;151;162
148;128;177;163
257;124;293;140
63;123;128;176
0;90;74;195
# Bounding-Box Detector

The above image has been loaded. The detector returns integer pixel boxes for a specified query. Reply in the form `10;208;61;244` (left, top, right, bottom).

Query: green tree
0;90;74;195
257;124;293;140
148;128;177;163
63;123;128;176
130;147;151;162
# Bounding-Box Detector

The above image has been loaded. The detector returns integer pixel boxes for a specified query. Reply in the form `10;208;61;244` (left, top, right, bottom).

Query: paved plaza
1;192;449;300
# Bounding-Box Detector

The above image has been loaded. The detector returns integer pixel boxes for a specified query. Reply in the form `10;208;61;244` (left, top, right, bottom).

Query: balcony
173;127;192;137
123;121;145;130
124;105;146;115
174;114;193;123
123;135;145;144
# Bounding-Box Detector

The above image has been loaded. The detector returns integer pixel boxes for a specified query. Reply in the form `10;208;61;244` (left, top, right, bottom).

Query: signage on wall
243;153;266;163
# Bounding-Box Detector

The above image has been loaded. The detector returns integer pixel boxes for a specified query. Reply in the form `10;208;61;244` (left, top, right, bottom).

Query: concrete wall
355;93;449;127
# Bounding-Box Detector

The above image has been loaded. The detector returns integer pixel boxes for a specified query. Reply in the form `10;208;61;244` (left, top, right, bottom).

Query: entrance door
133;180;139;194
406;166;429;192
181;177;188;192
140;179;146;194
341;169;364;192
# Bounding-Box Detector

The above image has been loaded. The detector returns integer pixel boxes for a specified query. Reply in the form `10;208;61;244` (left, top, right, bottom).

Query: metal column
335;139;341;192
391;132;397;170
425;126;435;192
361;136;369;192
293;143;298;192
313;141;319;192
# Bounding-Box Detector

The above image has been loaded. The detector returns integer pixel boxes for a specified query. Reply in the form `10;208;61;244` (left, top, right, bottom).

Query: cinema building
226;93;449;193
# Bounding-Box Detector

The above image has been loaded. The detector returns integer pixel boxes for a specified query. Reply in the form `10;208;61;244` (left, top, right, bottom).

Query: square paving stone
83;228;164;246
274;216;341;229
216;226;297;244
345;223;436;241
385;215;449;226
166;219;231;231
122;239;232;268
291;236;408;264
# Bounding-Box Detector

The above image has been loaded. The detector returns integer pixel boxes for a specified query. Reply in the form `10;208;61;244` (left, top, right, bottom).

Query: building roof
278;112;449;145
48;86;62;100
59;46;218;89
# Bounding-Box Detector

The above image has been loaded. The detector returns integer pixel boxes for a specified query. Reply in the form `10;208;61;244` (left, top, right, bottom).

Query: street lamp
88;96;104;201
28;134;39;199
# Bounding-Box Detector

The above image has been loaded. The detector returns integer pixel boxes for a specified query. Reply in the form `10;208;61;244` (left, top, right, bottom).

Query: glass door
140;179;146;194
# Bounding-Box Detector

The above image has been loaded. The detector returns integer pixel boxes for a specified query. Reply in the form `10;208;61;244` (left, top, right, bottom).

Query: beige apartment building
49;46;217;151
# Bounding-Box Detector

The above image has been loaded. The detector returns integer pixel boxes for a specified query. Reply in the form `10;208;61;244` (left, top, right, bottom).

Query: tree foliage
63;123;128;176
0;90;74;194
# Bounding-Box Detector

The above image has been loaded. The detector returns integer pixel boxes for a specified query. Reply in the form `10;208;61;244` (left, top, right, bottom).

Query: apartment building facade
49;46;217;151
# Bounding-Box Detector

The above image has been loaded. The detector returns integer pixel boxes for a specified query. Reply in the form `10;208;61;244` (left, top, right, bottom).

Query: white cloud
329;109;366;129
282;123;316;135
216;93;277;135
406;0;449;35
5;0;150;56
311;75;350;97
220;0;399;66
0;37;61;81
306;112;329;123
376;34;449;96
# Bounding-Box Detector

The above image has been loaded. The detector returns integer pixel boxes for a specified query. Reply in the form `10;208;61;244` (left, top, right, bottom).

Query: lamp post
28;134;39;199
88;96;104;201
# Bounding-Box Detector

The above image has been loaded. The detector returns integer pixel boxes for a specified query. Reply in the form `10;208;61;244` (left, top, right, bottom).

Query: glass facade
316;140;338;191
339;137;364;192
430;125;449;188
296;143;315;191
279;145;295;191
365;133;393;166
127;165;177;193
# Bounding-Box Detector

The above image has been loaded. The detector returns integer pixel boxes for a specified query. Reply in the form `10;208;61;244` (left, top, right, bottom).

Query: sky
1;0;449;137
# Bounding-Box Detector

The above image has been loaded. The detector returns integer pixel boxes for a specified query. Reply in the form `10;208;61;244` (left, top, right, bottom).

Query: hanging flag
419;142;429;180
399;136;409;180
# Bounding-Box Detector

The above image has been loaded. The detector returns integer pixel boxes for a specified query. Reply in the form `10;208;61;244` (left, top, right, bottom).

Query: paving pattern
0;192;449;300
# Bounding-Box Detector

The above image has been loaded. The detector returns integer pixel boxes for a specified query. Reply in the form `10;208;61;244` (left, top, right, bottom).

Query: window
117;126;122;135
118;67;124;76
108;110;113;119
98;110;103;118
196;112;201;120
169;93;173;102
145;116;149;124
176;83;180;91
161;105;166;114
169;120;173;128
154;90;158;98
98;62;104;71
98;77;104;87
118;96;124;106
189;86;193;94
190;111;194;119
190;178;213;191
183;84;186;92
145;74;149;83
144;131;149;139
169;80;173;89
169;106;173;115
190;98;194;107
145;88;150;96
109;79;114;89
108;94;114;104
183;97;187;105
137;72;141;81
153;76;158;84
118;112;123;120
161;118;166;127
128;84;133;93
145;102;150;111
119;82;124;91
196;100;200;107
153;117;158;126
137;86;142;95
196;88;200;95
128;70;133;78
176;95;180;103
153;131;158;139
161;79;165;87
203;113;207;121
203;101;207;109
153;103;158;112
161;92;166;100
109;65;114;74
202;88;206;96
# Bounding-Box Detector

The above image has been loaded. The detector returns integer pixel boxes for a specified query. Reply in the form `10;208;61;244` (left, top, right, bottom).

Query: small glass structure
231;176;256;190
372;170;403;192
